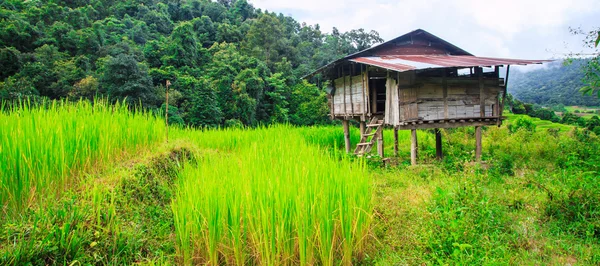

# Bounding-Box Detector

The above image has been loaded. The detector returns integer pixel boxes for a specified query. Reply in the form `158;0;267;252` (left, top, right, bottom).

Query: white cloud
249;0;600;59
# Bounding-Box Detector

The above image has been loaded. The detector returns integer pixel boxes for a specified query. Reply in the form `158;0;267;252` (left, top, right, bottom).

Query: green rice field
1;101;599;265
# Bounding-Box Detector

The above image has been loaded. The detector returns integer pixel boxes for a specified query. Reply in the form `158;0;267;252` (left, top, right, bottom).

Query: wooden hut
304;29;549;164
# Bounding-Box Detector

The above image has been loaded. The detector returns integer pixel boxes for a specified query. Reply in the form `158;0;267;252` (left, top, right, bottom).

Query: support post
343;119;351;154
394;128;399;157
377;128;384;158
411;129;418;165
475;126;482;161
498;65;511;126
435;128;443;160
359;121;366;136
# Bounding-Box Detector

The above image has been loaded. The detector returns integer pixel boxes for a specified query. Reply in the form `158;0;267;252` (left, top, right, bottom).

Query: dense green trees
567;27;600;99
508;59;600;107
0;0;383;127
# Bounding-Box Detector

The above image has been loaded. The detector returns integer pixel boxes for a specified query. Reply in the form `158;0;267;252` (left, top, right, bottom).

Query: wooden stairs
354;116;384;156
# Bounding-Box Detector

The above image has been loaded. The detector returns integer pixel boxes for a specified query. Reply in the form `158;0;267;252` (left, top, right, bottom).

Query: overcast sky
250;0;599;63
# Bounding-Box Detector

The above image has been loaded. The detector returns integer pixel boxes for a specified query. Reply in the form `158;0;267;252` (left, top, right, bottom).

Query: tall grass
0;100;165;217
172;126;373;265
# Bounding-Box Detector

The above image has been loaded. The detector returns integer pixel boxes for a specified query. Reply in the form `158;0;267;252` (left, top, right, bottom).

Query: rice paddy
0;100;165;216
0;101;373;265
2;100;599;265
172;127;372;265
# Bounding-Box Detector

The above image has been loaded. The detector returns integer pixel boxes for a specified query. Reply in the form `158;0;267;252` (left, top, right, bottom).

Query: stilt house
304;29;549;164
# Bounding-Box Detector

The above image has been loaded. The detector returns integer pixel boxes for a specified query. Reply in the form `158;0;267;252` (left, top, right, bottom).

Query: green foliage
0;100;165;216
172;126;372;265
561;112;586;126
586;115;600;130
289;80;330;125
69;75;99;100
178;77;222;128
509;59;600;106
0;76;38;101
0;47;22;79
427;184;509;264
0;0;384;127
1;144;194;265
98;53;157;106
546;173;600;240
571;27;600;99
508;116;536;133
2;103;600;264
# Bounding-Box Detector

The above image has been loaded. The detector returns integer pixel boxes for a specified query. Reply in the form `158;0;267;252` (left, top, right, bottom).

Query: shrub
561;112;580;125
488;153;515;177
594;126;600;137
545;174;600;239
508;116;536;133
224;118;243;128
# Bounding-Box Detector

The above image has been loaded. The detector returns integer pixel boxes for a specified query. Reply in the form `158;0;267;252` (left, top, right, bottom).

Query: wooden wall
398;77;502;122
328;65;502;124
332;73;368;116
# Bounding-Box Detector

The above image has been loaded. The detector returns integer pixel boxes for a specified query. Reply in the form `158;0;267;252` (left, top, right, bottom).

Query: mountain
508;59;599;106
0;0;384;127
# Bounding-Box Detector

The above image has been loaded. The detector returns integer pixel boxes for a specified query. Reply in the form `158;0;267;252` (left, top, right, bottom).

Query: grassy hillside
504;113;576;131
1;102;599;264
564;106;600;119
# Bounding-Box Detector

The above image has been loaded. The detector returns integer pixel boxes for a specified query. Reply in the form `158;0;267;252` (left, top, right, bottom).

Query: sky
249;0;599;69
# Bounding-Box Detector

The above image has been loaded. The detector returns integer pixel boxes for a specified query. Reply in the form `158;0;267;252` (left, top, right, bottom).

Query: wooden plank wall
398;71;418;121
332;73;367;116
413;79;501;121
384;75;400;126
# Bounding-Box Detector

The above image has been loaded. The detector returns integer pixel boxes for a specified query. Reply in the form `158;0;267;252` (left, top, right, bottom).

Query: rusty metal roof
349;55;552;72
302;29;553;79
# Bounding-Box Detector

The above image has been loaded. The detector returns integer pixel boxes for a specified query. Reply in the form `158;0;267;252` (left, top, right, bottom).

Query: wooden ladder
354;116;384;156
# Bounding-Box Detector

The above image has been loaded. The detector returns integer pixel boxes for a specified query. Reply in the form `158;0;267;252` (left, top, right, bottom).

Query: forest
508;59;599;107
0;0;383;127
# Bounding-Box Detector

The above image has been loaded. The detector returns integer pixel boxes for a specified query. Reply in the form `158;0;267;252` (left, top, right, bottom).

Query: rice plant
172;126;373;265
0;99;165;217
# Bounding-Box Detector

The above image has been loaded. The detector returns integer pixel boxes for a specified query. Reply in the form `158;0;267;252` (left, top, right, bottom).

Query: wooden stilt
394;128;399;157
359;121;366;136
411;129;418;165
475;126;482;161
377;127;384;157
435;128;443;160
343;120;351;154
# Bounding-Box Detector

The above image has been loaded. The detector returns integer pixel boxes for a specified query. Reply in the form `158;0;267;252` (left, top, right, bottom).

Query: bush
508;116;536;133
545;174;600;239
586;116;600;131
488;153;515;177
594;126;600;137
426;183;509;264
561;112;580;125
224;119;243;129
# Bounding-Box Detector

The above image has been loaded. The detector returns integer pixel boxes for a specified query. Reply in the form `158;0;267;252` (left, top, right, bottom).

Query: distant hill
508;59;600;107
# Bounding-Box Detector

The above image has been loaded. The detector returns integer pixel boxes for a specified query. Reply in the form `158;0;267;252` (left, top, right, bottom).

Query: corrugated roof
302;29;553;79
350;55;552;72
